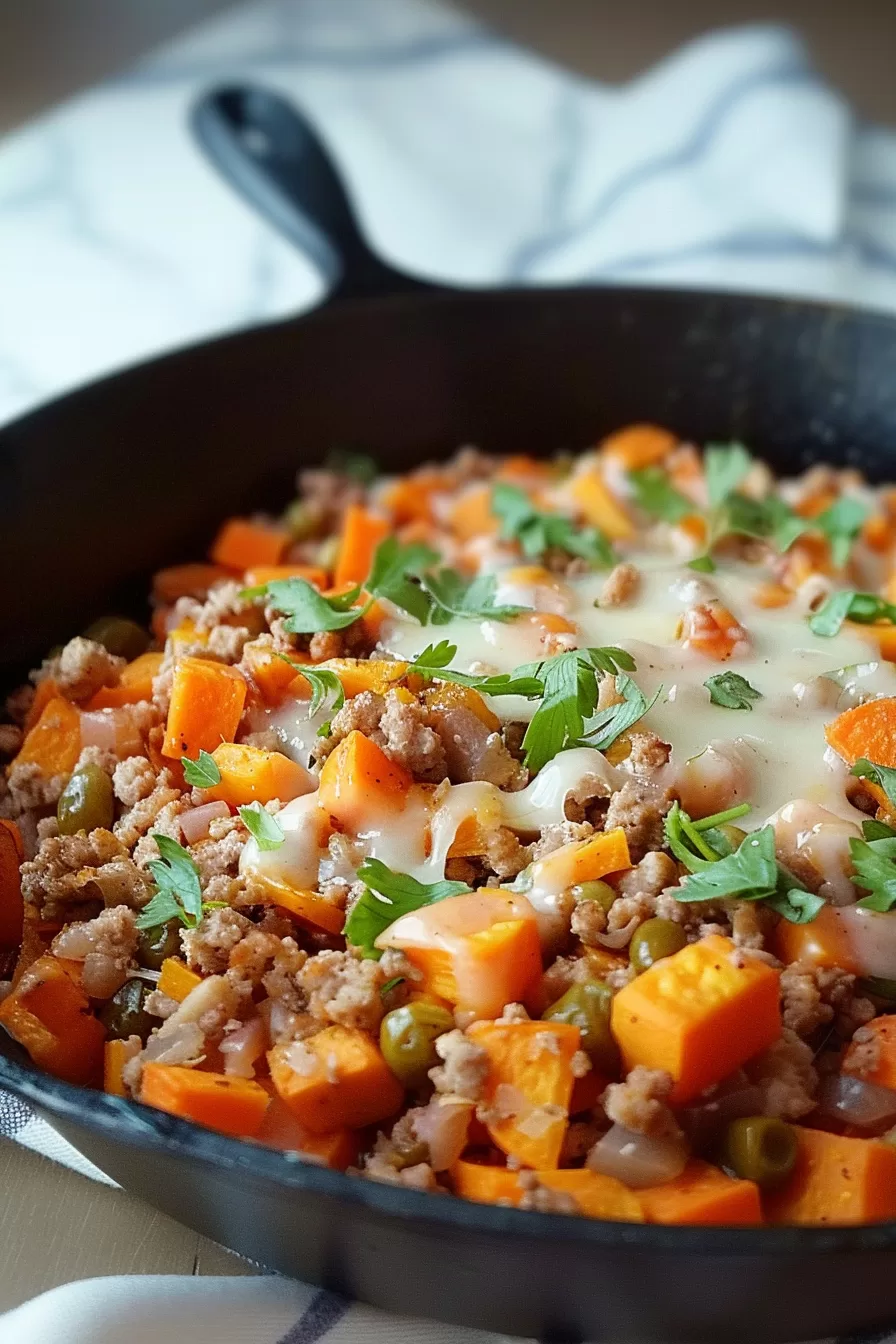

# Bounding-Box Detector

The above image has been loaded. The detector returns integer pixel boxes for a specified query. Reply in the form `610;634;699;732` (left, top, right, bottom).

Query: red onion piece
180;801;231;845
816;1073;896;1132
835;905;896;979
413;1099;474;1171
80;708;142;757
220;1017;267;1078
678;1081;766;1149
587;1122;688;1189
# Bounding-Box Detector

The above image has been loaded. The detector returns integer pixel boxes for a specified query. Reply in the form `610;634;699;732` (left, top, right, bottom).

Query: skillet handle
191;85;438;303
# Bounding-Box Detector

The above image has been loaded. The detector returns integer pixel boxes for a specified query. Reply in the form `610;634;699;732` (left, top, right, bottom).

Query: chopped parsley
421;569;526;624
408;641;544;698
704;671;763;711
518;647;643;774
241;576;365;633
181;749;221;789
239;803;285;851
344;858;472;959
491;482;615;567
365;537;439;625
809;589;896;638
628;467;692;524
850;832;896;912
135;835;204;931
814;496;869;569
664;803;823;924
851;758;896;813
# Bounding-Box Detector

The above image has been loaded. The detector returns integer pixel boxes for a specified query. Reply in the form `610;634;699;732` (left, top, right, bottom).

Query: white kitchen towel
2;0;896;431
0;1275;524;1344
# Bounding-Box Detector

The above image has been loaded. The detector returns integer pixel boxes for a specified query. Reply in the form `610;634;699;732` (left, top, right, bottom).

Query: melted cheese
379;554;895;827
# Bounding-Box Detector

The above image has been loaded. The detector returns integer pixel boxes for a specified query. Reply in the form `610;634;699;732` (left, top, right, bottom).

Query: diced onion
596;918;639;950
817;1074;896;1132
180;801;231;845
836;906;896;979
413;1099;473;1171
219;1017;267;1078
80;708;142;757
587;1122;688;1189
143;1022;204;1066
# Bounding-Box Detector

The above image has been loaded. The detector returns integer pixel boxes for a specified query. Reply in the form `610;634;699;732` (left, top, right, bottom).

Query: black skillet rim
5;281;896;1259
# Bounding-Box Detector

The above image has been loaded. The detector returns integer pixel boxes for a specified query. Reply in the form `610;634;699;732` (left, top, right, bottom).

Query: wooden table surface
0;1137;255;1315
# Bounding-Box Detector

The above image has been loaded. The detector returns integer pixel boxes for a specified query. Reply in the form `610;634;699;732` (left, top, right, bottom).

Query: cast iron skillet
3;85;896;1343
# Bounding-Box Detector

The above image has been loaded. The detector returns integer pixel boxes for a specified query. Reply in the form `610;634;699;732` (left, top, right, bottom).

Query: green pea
629;918;687;974
83;615;150;662
379;1000;454;1088
720;1116;797;1190
571;880;617;914
542;980;620;1074
57;764;114;836
136;918;182;971
98;979;154;1043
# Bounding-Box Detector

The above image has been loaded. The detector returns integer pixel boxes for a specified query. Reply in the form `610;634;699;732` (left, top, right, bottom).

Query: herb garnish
704;672;763;711
849;831;896;912
809;589;896;638
517;647;641;774
492;482;615;567
628;468;692;524
664;803;823;924
239;803;285;851
135;835;205;931
851;758;896;813
181;749;222;789
344;858;472;958
408;641;544;698
420;570;526;624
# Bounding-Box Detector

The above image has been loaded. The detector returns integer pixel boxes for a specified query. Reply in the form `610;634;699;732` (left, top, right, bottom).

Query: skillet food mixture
9;427;896;1226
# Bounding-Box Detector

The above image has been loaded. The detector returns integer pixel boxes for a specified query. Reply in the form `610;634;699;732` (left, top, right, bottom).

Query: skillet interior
5;84;896;1342
4;284;896;1342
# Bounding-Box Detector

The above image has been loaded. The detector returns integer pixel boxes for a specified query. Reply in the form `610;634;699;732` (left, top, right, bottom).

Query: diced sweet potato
161;657;247;760
825;697;896;769
252;874;346;936
527;828;630;893
600;424;678;471
256;1093;360;1169
611;934;781;1104
452;1158;643;1220
210;518;289;569
207;742;313;808
0;954;105;1085
268;1026;404;1133
333;505;389;588
467;1020;578;1169
317;730;412;832
569;468;635;540
243;564;328;589
141;1063;270;1138
638;1161;762;1225
0;820;24;952
843;1014;896;1090
377;891;542;1019
157;958;203;1003
13;696;81;778
86;652;163;710
765;1127;896;1225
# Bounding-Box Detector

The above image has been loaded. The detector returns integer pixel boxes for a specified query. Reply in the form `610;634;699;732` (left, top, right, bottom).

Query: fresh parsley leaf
850;833;896;912
864;818;896;842
666;814;822;923
344;858;471;959
242;576;364;634
409;641;544;697
181;749;221;788
519;649;640;773
582;673;659;753
628;467;692;523
809;589;896;638
135;834;204;931
705;443;753;507
324;448;379;484
380;976;405;996
492;483;615;568
239;803;285;851
688;555;716;573
764;882;826;925
672;825;778;901
294;664;346;718
704;671;763;711
421;570;526;624
365;537;438;624
851;758;896;813
808;589;856;638
814;496;868;569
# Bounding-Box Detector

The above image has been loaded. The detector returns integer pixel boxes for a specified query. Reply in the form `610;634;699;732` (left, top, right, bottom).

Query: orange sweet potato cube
268;1026;404;1133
